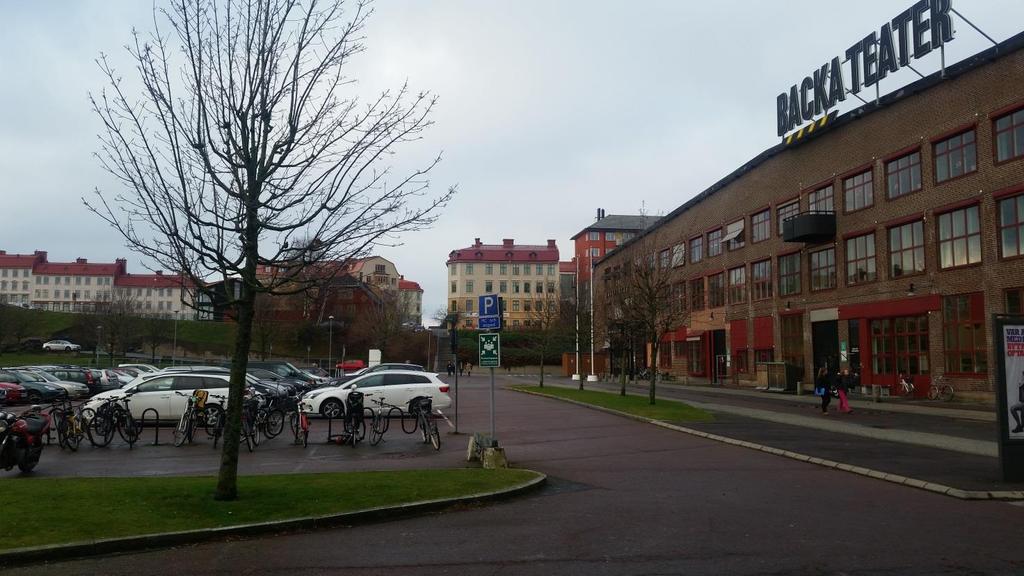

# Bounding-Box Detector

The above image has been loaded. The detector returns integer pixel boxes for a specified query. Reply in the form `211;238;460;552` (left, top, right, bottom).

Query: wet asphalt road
4;374;1024;575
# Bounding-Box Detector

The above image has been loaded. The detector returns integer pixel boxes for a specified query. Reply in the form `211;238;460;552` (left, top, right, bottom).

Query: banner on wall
1003;324;1024;439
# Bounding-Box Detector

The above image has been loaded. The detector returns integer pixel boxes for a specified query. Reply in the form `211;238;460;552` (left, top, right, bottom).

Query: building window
809;247;836;291
934;129;976;183
889;221;925;277
751;259;772;301
658;249;670;269
690;237;703;264
500;264;508;275
778;253;801;296
588;231;600;241
728;266;746;304
808;185;834;212
751;209;770;243
464;299;472;313
708;229;723;258
536;281;543;293
548;264;555;275
465;264;473;275
547;281;555;293
485;280;493;293
671;244;684;267
450;281;456;294
523;300;532;312
672;283;686;314
1006;288;1024;314
708;272;725;308
513;281;520;293
777;200;799;236
885;150;922;199
938;205;981;269
535;264;543;275
512;265;520;275
843;170;873;212
995;108;1024;163
690;278;705;311
589;248;601;257
780;314;804;368
999;195;1024;259
943;293;987;374
688;340;705;374
512;300;520;312
845;233;877;285
726;220;744;250
524;282;531;294
485;264;493;275
498;280;508;293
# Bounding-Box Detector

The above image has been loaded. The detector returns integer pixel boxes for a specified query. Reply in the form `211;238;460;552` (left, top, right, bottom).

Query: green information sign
479;333;500;368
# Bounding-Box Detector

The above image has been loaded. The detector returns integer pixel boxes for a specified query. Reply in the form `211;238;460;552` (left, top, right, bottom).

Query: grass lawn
518;386;714;423
1;469;539;550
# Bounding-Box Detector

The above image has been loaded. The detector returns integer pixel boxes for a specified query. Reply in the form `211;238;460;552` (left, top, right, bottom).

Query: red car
335;359;366;373
0;381;26;404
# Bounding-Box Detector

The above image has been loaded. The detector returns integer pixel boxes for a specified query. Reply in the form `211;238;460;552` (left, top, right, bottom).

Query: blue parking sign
478;294;501;330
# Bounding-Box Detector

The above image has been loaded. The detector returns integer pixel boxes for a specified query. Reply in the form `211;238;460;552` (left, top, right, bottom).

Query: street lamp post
328;315;335;378
95;325;102;366
587;252;598;382
171;311;179;366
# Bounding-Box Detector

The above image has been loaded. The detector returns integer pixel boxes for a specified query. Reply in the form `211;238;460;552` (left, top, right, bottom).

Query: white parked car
118;363;160;373
42;340;81;352
300;370;450;419
84;372;235;421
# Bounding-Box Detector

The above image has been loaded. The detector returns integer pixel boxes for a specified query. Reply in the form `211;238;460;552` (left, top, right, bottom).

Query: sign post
479;332;501;439
994;314;1024;481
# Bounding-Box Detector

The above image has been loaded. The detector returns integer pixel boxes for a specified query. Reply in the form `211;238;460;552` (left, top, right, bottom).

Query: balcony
782;211;836;243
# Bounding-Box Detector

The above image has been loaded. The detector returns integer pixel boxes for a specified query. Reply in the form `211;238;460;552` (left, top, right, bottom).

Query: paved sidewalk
526;376;1017;494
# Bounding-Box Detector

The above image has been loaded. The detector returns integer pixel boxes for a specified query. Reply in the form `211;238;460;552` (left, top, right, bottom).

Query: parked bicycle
50;393;85;452
282;395;310;447
172;390;225;447
87;392;140;448
365;394;402;446
329;390;366;447
404;396;441;451
898;373;916;397
206;393;229;448
928;375;955;402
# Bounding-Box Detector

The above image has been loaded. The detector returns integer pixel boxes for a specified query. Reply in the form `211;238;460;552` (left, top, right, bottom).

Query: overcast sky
1;0;1022;320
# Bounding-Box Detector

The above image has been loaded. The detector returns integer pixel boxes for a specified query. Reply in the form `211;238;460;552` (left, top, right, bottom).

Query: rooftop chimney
596;208;605;221
547;239;556;248
156;270;163;275
502;238;514;248
0;250;5;255
76;258;87;264
474;237;482;247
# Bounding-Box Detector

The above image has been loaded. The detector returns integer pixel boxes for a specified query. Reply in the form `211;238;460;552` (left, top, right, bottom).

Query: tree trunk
620;346;627;396
539;351;545;387
215;291;254;500
649;342;658;405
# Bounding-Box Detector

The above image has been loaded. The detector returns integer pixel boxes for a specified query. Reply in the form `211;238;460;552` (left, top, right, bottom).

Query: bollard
796;381;803;396
872;385;882;403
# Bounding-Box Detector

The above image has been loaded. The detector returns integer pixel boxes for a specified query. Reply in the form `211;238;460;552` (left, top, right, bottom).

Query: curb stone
512;387;1024;502
0;471;546;567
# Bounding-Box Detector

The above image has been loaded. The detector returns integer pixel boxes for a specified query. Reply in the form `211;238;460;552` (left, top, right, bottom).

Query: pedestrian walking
446;361;454;377
459;361;465;377
815;367;831;415
837;368;853;414
467;362;473;377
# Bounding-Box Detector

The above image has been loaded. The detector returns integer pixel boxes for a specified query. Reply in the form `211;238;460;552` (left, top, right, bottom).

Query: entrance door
811;320;839;375
711;329;727;384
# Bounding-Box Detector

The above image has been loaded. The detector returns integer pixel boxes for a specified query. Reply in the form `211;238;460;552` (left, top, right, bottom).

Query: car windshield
32;371;60;382
13;370;45;383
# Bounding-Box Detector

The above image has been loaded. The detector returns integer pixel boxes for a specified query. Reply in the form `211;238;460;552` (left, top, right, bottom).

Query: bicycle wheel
419;413;429;443
173;413;193;447
289;411;301;444
242;419;255;452
369;415;386;446
118;412;140;447
301;412;309;448
53;409;68;450
939;384;955;402
65;418;83;452
428;418;440;451
88;409;115;448
201;405;225;438
264;409;285;439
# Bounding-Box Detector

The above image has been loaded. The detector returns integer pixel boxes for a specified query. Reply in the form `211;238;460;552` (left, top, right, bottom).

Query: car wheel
320;398;343;419
65;346;72;351
27;391;42;404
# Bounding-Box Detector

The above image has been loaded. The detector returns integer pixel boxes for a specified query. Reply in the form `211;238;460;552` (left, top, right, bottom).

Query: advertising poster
1004;325;1024;440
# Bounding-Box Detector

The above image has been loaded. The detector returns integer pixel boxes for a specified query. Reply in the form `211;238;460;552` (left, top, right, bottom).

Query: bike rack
139;408;161;446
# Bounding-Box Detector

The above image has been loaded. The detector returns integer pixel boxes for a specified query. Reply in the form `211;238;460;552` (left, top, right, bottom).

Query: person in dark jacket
816;367;831;415
837;368;853;414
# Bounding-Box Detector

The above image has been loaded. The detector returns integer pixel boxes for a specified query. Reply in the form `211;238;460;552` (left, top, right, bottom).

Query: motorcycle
0;406;51;473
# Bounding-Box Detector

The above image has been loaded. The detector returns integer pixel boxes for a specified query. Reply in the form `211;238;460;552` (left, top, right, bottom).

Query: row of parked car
1;359;452;423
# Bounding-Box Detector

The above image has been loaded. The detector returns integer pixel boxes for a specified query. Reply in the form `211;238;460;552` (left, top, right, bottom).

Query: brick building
446;238;561;329
596;31;1024;403
570;211;659;285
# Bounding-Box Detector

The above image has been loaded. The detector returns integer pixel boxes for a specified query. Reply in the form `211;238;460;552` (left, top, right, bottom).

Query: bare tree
144;315;166;362
527;295;567;387
87;0;453;500
598;239;687;404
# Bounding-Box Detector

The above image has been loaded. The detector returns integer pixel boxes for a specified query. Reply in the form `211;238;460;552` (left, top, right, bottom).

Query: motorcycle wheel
17;447;41;473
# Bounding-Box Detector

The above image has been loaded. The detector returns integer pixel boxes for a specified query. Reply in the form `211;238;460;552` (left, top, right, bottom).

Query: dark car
37;366;111;395
0;370;66;404
247;368;309;395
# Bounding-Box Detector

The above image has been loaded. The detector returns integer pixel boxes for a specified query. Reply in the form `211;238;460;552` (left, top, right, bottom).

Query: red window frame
994;108;1024;164
751;259;773;301
751;209;770;243
689;236;703;264
687;340;705;375
809;247;836;291
808;185;834;212
845;233;877;285
728;266;746;305
942;293;987;375
1006;287;1024;314
690;277;705;311
888;220;925;278
777;200;799;237
708;272;725;308
933;129;977;183
998;194;1024;259
937;205;981;270
778;252;801;296
885;150;922;199
708;229;723;258
843;170;873;213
